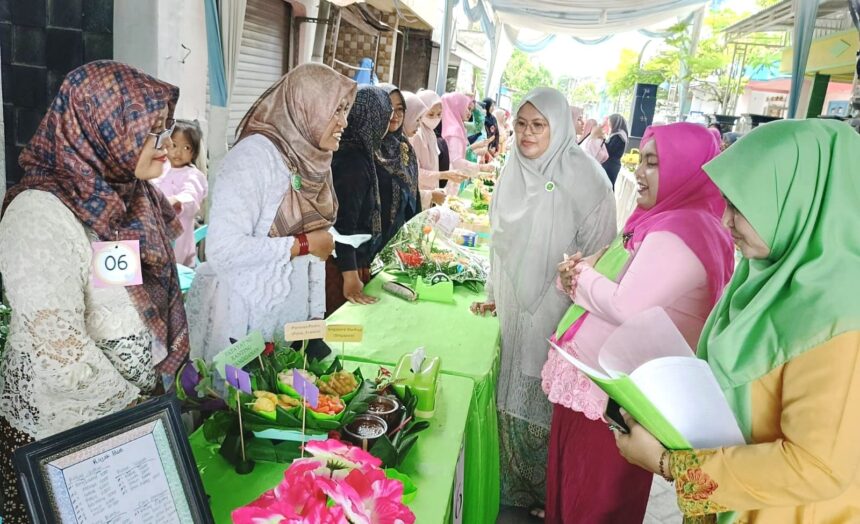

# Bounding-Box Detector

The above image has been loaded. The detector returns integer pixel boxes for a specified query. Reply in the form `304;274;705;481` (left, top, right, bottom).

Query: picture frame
13;395;213;524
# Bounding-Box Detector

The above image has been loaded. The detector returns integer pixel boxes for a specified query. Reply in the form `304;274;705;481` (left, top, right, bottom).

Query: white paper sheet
330;227;372;258
60;433;181;523
599;307;745;448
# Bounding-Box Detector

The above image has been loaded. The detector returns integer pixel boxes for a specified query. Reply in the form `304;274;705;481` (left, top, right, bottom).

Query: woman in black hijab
483;97;500;156
600;113;629;187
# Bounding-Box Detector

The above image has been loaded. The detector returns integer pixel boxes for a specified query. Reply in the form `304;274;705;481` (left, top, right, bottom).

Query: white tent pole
436;0;456;94
678;6;705;119
788;0;820;118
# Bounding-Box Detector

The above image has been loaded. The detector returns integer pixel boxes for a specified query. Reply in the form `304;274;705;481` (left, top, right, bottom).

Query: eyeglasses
149;119;176;150
392;107;405;117
514;120;548;136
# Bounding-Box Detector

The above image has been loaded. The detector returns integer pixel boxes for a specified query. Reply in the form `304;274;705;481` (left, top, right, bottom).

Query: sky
529;0;763;81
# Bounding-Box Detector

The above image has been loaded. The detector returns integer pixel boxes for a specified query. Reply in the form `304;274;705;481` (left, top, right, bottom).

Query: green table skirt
190;362;473;523
328;273;501;523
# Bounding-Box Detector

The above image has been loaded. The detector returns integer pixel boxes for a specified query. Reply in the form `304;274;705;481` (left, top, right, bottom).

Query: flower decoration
377;210;488;291
232;439;415;524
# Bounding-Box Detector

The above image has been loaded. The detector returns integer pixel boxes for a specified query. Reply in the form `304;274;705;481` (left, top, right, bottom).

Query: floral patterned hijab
2;61;188;374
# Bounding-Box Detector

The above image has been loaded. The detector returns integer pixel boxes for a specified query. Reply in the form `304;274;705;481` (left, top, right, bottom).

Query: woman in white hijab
472;88;616;512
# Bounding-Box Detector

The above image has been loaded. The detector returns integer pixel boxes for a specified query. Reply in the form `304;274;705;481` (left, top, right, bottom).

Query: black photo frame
13;395;213;523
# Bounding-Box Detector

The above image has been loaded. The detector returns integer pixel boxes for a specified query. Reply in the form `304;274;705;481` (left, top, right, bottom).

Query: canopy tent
448;0;710;105
490;0;706;37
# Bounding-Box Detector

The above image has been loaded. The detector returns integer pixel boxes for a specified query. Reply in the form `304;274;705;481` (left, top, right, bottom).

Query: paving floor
496;475;682;523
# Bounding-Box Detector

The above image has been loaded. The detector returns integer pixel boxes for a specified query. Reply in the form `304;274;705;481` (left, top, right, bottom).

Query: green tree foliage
605;7;781;113
755;0;781;8
501;49;555;109
605;48;666;99
569;80;601;107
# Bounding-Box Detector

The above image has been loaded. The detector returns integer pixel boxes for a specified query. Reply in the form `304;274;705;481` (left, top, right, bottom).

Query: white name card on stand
284;320;327;341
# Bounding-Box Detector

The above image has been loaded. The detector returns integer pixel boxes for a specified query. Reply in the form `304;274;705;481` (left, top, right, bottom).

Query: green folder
549;339;691;450
588;372;691;450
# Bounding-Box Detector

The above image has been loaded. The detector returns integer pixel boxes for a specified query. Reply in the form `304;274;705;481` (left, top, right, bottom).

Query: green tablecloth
190;362;472;523
328;273;501;524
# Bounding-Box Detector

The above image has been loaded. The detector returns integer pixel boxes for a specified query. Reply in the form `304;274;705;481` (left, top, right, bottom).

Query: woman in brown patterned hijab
0;60;187;523
237;63;358;237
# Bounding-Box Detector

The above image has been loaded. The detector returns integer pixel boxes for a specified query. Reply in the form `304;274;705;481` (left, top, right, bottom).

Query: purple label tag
225;365;252;394
292;369;319;408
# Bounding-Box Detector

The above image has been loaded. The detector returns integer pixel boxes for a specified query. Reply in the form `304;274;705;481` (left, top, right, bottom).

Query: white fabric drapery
489;0;707;38
485;21;513;100
207;1;247;189
220;0;248;100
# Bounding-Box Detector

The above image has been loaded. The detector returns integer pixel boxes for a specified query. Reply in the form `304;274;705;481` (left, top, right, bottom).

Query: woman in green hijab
614;119;860;523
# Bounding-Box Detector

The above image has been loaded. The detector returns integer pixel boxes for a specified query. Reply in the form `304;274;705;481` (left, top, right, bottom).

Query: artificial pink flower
235;439;412;524
230;504;291;524
302;439;382;473
317;469;415;524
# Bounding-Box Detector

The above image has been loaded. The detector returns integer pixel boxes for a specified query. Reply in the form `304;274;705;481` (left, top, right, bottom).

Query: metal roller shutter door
227;0;288;143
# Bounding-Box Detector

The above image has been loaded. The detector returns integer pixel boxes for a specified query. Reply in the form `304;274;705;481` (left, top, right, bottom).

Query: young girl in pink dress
152;120;208;266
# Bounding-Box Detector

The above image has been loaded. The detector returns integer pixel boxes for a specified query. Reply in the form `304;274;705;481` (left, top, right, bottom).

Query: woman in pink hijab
541;122;735;523
441;92;494;195
410;90;468;206
578;118;609;163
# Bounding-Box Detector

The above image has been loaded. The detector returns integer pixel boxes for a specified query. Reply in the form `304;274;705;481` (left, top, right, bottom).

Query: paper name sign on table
91;240;143;288
284;320;328;341
550;307;744;450
225;365;252;394
325;324;364;343
213;331;265;379
292;369;319;408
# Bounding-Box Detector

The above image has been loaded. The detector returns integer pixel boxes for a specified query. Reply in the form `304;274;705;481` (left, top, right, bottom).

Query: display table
615;167;638;229
190;362;473;523
327;273;501;524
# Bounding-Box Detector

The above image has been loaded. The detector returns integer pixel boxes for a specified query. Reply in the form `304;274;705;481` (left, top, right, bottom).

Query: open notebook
550;307;744;450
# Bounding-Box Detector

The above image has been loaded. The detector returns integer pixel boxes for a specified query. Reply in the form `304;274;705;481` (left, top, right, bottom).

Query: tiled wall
324;6;397;83
0;0;113;186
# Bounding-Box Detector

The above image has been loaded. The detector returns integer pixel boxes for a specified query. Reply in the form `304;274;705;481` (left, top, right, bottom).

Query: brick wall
0;0;113;187
324;6;397;84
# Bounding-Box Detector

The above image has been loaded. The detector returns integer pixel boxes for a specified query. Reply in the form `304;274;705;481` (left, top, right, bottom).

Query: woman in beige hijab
186;63;357;362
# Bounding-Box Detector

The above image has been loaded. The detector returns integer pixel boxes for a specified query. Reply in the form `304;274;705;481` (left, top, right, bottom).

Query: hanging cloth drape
788;0;820;118
489;0;706;37
204;0;228;107
220;0;247;101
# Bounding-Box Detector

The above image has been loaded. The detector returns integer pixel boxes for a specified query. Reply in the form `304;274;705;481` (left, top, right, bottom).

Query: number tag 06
91;240;143;288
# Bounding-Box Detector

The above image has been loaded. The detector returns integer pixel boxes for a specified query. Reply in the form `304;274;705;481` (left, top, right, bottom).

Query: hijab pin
291;174;302;191
545;181;555;192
